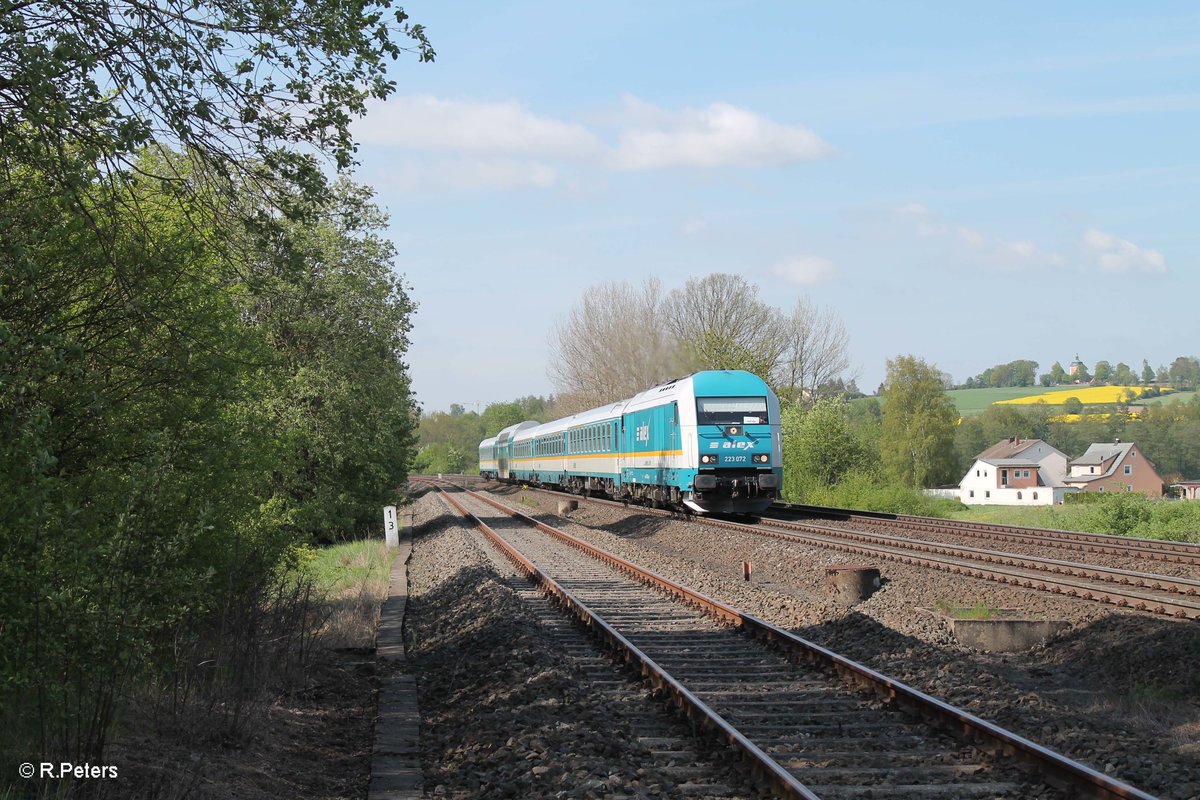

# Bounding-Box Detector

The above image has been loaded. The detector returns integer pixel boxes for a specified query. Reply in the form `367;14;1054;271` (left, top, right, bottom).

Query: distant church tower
1069;354;1084;376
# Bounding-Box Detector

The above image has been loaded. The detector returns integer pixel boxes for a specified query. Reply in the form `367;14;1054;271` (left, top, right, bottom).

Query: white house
959;437;1073;506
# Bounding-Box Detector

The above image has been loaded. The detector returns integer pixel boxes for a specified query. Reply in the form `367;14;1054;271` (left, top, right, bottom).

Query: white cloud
356;95;604;160
895;203;1064;271
355;94;833;191
897;202;932;217
611;98;834;170
378;158;558;192
1082;228;1167;274
771;255;835;285
957;226;986;247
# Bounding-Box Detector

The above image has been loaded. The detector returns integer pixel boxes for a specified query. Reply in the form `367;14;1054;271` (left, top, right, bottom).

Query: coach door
497;434;510;478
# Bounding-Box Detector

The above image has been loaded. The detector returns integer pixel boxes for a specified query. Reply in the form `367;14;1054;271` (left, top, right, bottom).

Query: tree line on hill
422;352;1200;508
2;2;430;787
959;357;1200;390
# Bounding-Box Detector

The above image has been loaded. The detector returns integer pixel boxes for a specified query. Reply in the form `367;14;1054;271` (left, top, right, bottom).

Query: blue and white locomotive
478;370;782;514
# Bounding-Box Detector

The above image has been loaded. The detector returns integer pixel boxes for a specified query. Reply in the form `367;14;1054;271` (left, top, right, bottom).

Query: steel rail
761;517;1200;597
773;502;1200;565
726;516;1200;620
426;479;1160;800
461;479;1200;619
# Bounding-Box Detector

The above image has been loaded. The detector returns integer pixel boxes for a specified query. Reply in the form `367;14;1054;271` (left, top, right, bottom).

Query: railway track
420;478;1158;800
468;510;757;798
449;478;1200;619
750;511;1200;620
770;502;1200;568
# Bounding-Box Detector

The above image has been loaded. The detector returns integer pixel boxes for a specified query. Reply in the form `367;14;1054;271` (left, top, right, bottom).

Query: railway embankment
465;482;1199;798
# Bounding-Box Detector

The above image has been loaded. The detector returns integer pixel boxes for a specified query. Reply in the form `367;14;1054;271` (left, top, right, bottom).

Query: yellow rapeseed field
997;385;1170;406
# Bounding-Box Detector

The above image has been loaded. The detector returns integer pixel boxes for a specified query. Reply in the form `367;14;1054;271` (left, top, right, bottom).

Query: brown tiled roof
976;437;1040;461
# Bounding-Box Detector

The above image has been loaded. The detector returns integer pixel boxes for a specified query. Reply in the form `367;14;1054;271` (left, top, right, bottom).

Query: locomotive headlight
700;455;712;464
757;454;770;463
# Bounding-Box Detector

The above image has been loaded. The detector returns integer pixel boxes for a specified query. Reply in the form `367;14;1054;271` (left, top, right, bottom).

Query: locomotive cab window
696;397;769;425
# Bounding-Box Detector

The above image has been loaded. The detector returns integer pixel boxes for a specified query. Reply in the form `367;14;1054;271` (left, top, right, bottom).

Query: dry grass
307;540;395;650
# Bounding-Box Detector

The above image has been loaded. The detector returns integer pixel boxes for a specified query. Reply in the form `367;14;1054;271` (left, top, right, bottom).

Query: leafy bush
790;469;966;517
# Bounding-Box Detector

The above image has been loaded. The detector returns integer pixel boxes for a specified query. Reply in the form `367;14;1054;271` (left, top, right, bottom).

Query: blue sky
351;2;1200;413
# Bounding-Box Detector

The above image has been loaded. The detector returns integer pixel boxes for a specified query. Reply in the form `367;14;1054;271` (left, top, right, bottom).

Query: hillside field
941;386;1189;416
1142;391;1197;406
944;387;1062;415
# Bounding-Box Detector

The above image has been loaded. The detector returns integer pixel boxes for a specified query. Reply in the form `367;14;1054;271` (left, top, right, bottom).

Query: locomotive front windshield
695;396;769;425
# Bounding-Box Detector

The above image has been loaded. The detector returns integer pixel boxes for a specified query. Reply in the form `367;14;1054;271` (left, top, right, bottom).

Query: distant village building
1175;481;1200;500
1064;441;1163;497
1069;354;1086;378
958;437;1072;506
960;437;1167;504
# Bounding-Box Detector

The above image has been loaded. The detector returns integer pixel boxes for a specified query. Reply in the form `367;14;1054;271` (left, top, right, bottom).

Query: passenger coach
478;370;781;514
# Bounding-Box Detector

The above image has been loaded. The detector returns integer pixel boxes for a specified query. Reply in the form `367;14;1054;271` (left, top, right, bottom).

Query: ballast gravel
402;488;763;799
470;483;1200;800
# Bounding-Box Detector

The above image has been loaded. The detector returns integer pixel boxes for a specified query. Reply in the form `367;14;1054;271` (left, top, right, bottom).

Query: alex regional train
478;370;781;514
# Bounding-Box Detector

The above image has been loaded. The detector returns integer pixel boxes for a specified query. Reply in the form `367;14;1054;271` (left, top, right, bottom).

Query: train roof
494;420;539;444
491;371;777;445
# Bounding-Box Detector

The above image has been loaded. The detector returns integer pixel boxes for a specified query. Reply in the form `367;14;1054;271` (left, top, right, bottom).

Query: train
478;370;782;514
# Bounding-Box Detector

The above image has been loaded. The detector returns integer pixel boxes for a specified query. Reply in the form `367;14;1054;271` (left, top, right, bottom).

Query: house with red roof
1064;441;1163;497
958;437;1072;505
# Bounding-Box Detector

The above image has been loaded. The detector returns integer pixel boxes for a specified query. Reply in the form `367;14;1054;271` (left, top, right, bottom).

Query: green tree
1063;397;1083;415
0;162;276;765
1112;362;1135;386
1093;360;1113;384
782;398;869;497
952;403;1049;474
880;355;959;487
1049;361;1067;384
1168;356;1200;391
0;162;421;770
1142;360;1155;383
482;402;531;437
245;180;418;543
1;0;432;211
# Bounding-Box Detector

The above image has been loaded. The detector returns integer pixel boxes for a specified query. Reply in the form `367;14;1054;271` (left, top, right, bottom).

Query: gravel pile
480;484;1200;800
